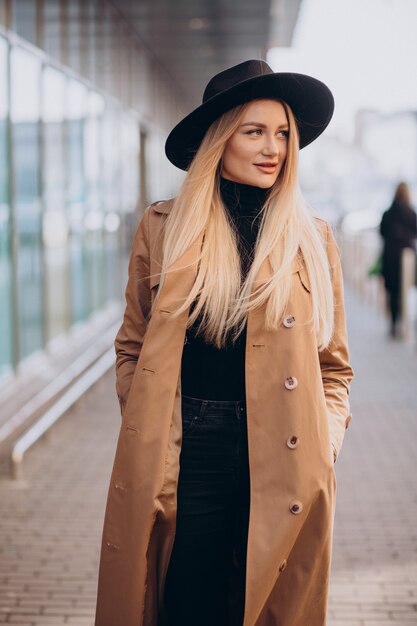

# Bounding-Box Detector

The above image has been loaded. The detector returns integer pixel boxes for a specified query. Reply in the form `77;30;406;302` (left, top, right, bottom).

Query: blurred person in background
94;60;354;626
380;181;417;337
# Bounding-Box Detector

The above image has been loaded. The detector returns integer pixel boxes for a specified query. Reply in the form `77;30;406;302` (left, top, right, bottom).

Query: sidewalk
328;285;417;626
0;284;416;626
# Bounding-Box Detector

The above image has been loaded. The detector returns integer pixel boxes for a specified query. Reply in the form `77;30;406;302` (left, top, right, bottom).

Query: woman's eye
246;129;289;137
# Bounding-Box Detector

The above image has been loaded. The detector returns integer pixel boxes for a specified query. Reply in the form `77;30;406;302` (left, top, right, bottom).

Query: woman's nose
261;135;279;156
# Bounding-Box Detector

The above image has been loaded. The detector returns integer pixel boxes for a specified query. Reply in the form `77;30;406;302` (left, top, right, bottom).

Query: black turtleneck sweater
180;176;271;400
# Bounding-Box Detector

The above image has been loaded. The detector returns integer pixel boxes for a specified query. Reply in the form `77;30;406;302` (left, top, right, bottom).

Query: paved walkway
329;286;417;626
0;284;416;626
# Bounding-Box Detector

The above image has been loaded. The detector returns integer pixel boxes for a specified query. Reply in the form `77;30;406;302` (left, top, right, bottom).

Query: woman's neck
219;176;271;218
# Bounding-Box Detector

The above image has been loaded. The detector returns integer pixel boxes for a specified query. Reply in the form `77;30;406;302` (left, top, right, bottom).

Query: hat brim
165;72;334;171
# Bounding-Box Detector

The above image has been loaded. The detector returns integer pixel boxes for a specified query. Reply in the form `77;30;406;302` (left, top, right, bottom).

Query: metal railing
10;348;115;481
0;325;118;450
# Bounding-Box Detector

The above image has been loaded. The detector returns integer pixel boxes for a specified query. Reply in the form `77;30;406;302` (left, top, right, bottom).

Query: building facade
0;0;184;383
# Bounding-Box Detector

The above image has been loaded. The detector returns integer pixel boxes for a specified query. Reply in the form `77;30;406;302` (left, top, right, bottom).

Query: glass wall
2;46;141;381
10;46;43;360
102;105;123;301
66;77;88;325
64;0;82;75
42;66;69;342
11;0;37;47
43;0;62;62
0;36;13;379
0;1;7;27
0;0;182;384
121;115;139;214
84;91;106;315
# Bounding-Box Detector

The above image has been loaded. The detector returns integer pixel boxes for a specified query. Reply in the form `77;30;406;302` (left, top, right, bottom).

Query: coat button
289;500;303;514
286;435;299;449
283;315;295;328
284;376;298;390
278;559;287;572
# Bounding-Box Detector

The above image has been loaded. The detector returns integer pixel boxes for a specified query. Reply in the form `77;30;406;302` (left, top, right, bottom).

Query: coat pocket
182;414;200;438
149;273;161;305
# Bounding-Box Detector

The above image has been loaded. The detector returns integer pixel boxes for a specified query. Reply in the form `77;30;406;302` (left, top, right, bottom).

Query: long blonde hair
154;98;335;351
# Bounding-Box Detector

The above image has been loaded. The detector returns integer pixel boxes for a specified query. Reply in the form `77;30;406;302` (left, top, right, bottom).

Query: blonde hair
153;98;334;351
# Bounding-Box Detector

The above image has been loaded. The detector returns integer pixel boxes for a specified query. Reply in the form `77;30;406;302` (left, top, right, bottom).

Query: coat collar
150;199;174;214
150;198;306;289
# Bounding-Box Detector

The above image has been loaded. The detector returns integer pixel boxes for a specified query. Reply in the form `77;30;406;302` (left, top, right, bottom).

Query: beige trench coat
94;198;354;626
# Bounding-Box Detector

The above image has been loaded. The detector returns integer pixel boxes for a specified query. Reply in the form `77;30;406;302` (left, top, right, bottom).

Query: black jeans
164;394;251;626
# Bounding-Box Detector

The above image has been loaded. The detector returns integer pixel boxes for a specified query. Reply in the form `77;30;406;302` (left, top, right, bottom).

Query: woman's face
221;99;289;188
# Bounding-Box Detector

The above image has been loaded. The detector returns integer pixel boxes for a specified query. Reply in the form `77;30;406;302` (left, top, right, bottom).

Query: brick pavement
328;286;417;626
0;375;118;626
0;284;416;626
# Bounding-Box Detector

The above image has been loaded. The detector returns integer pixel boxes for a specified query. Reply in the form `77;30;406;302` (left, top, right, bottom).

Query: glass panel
42;66;69;341
101;106;122;301
84;91;105;314
11;0;37;46
96;2;112;94
0;1;7;26
65;0;81;75
43;0;61;61
103;211;121;303
10;46;43;360
121;115;139;214
66;77;88;324
0;36;14;380
83;0;97;83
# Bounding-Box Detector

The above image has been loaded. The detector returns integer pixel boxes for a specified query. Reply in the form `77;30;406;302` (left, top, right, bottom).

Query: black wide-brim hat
165;59;334;171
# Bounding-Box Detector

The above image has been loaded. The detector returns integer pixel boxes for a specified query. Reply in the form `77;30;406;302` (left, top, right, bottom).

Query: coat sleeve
114;206;152;417
319;222;354;463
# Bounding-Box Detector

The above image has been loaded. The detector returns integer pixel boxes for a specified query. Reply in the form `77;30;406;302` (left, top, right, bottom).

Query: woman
94;60;354;626
379;181;417;337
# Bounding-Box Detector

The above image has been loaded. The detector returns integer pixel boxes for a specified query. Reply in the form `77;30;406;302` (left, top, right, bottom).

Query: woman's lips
255;164;278;173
